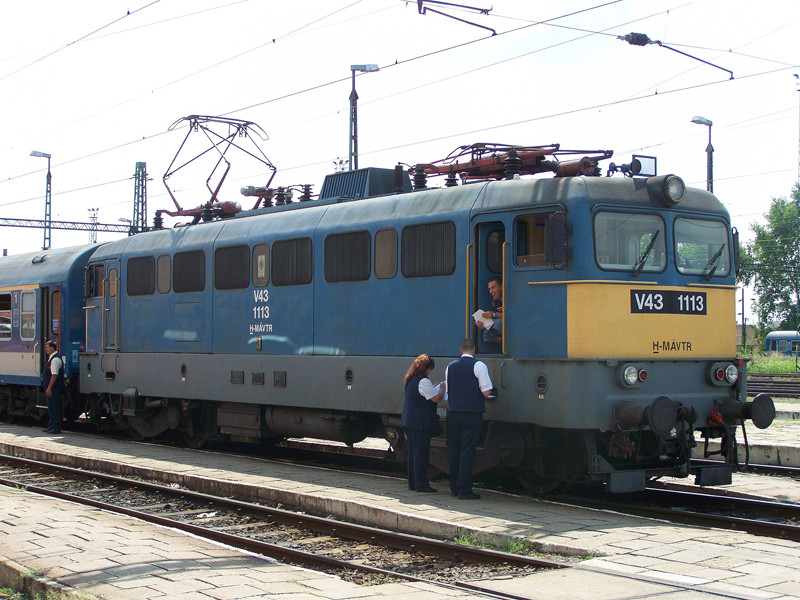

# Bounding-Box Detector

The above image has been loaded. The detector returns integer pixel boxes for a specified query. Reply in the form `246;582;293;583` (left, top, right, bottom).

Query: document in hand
472;309;495;329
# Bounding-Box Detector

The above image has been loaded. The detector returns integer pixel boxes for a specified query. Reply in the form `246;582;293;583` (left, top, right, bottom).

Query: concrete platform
1;417;800;600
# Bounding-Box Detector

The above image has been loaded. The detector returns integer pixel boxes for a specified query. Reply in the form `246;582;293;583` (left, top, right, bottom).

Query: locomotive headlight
623;366;639;385
708;361;739;386
663;175;685;204
646;174;685;206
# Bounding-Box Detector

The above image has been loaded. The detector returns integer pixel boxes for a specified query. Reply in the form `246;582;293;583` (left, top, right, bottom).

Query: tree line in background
738;183;800;342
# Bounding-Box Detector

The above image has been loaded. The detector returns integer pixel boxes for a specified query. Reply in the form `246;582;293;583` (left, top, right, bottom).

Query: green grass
747;355;799;374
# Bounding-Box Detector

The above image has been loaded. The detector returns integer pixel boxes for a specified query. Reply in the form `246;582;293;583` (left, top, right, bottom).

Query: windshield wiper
702;244;726;280
633;230;660;277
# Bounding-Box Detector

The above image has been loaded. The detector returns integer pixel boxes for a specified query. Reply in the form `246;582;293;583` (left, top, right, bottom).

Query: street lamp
30;150;52;249
348;64;379;171
690;116;713;193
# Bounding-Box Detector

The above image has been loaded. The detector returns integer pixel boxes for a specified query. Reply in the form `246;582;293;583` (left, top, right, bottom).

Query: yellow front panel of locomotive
566;282;736;359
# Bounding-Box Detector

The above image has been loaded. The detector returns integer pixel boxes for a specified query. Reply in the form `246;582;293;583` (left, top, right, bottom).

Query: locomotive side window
127;257;155;296
173;250;206;293
675;218;730;277
325;231;370;282
20;290;35;341
0;293;10;340
594;212;665;273
252;244;269;287
375;228;397;279
486;230;505;273
157;255;171;293
272;238;312;286
108;269;118;297
515;214;548;267
86;264;105;297
401;221;455;278
215;245;250;290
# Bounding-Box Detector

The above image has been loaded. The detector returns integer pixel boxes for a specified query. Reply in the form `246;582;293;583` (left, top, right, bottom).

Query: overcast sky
1;0;798;319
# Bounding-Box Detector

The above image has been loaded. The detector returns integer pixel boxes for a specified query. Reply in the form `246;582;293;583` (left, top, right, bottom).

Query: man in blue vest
41;340;64;434
445;338;493;499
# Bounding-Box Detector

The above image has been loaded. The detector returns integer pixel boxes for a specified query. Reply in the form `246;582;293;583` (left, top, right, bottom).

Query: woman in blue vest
401;354;445;492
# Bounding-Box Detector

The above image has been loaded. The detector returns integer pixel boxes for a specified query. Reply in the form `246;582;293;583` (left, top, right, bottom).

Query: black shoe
458;492;481;500
47;430;61;435
416;487;438;493
42;428;53;433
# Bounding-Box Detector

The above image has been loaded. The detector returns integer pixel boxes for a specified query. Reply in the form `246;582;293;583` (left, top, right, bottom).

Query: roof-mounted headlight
647;174;685;206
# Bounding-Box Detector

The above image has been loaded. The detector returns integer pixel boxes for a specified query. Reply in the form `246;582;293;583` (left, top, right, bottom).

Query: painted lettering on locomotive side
251;288;271;335
630;290;706;315
652;340;692;354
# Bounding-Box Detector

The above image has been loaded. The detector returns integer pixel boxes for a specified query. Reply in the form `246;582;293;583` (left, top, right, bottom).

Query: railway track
746;372;800;398
0;453;567;598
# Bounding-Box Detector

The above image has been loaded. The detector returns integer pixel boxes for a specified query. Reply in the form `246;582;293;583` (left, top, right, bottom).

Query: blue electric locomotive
0;140;775;493
70;142;773;493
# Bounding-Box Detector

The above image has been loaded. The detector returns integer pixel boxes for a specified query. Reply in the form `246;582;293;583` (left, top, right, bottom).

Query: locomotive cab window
0;293;10;340
515;214;548;267
594;212;665;273
675;218;730;278
85;264;105;298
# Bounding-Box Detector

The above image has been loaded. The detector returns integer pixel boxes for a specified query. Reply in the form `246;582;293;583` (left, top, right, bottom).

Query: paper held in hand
472;309;495;329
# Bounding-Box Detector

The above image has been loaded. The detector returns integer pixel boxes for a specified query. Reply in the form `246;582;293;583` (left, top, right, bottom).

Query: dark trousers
405;427;432;490
448;411;483;495
46;390;63;431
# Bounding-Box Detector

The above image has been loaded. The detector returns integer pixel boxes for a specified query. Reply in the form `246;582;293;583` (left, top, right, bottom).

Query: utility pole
132;162;148;235
88;208;98;243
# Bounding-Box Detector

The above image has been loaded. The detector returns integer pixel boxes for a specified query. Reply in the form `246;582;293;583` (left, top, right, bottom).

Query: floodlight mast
30;150;52;249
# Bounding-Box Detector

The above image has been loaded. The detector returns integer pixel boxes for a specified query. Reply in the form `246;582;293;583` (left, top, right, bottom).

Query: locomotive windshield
674;218;730;278
594;212;666;273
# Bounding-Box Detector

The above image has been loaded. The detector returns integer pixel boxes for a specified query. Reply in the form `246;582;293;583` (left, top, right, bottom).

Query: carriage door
472;220;506;354
104;261;120;351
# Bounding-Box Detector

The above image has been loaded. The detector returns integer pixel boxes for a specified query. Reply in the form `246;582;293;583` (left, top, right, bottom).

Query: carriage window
325;231;370;282
51;290;60;335
675;218;730;277
594;212;665;273
174;250;206;293
252;244;269;287
792;341;799;352
157;255;171;293
215;245;250;290
401;221;456;278
0;293;10;341
375;229;397;279
127;257;155;296
272;238;312;286
20;291;35;341
515;214;549;267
